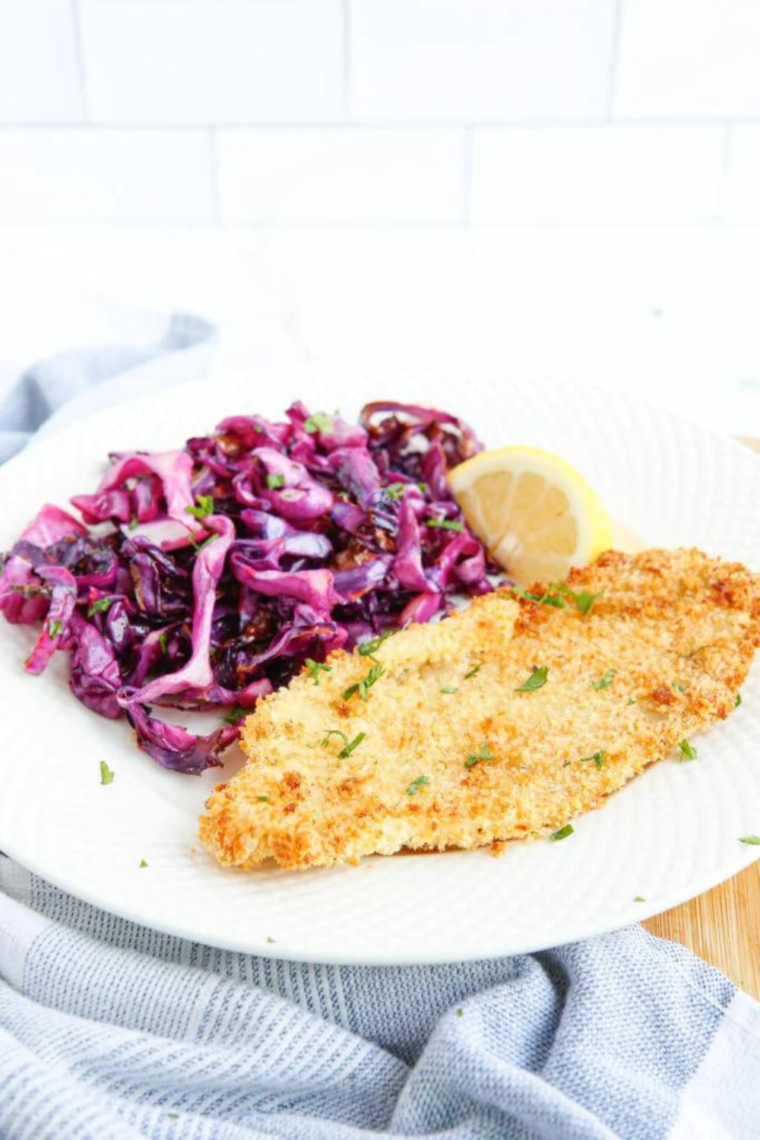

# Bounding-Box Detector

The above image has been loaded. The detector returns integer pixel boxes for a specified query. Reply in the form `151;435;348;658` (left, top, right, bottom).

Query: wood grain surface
641;436;760;998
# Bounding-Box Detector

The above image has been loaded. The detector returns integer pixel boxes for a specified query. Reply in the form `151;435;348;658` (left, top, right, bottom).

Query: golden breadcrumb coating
199;549;760;871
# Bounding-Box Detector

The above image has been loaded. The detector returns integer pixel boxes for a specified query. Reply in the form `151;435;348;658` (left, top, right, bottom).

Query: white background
1;0;760;434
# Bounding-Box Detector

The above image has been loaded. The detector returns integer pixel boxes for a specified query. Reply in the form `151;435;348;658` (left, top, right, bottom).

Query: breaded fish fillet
200;549;760;870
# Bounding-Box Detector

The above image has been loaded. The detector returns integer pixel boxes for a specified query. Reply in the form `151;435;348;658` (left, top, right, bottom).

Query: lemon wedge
448;446;613;585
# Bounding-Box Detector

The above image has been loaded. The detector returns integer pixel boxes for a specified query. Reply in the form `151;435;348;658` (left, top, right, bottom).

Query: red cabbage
0;401;498;773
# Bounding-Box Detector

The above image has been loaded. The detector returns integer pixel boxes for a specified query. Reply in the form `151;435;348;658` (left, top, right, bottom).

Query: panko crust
199;548;760;871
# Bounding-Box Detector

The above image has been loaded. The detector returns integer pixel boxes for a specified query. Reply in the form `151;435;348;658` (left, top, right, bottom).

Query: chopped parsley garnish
222;705;248;725
550;824;574;841
266;473;285;489
321;729;367;758
739;835;760;845
139;859;148;868
515;665;548;692
579;750;607;769
464;664;481;680
672;681;687;693
303;412;334;434
158;630;169;654
634;895;646;902
305;657;332;685
257;795;269;802
418;482;429;494
87;597;111;617
464;742;496;769
384;482;409;499
456;1008;464;1017
100;760;115;785
322;729;349;749
358;630;394;657
406;775;430;795
440;686;458;695
592;668;617;690
426;518;464;532
266;936;276;944
552;583;603;615
184;495;215;520
48;619;62;638
511;586;565;608
127;516;139;531
188;532;218;554
678;738;698;761
736;694;742;708
626;698;637;706
342;660;385;702
338;732;366;759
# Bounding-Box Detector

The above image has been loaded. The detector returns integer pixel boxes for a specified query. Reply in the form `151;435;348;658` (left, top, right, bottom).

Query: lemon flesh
448;446;613;585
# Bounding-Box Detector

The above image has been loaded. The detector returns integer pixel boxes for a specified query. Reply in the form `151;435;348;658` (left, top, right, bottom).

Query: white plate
1;361;759;965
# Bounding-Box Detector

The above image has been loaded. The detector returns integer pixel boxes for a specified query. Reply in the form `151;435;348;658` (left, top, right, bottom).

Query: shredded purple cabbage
0;401;495;772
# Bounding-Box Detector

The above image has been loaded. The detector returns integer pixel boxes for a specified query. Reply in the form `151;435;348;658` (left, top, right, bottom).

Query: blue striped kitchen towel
1;328;759;1139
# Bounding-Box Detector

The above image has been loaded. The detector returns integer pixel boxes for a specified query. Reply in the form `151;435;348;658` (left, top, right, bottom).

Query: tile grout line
207;128;223;225
69;0;90;123
605;0;624;121
461;127;473;227
0;120;754;132
342;0;352;124
718;123;735;222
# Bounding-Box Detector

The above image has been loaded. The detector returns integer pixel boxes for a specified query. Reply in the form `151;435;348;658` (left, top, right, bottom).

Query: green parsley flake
127;516;139;531
303;412;334;434
342;660;385;702
321;729;349;749
515;665;548;693
440;686;459;695
87;597;111;617
100;760;115;785
139;859;148;869
158;630;169;654
358;630;394;657
426;518;464;532
406;775;430;796
222;705;248;725
579;750;607;769
464;664;481;680
672;681;687;693
627;698;637;706
266;473;285;490
551;583;603;614
678;738;698;761
338;732;366;759
736;694;743;708
184;495;215;520
266;936;276;944
550;824;574;841
48;619;62;638
305;657;332;685
257;795;269;803
464;742;496;769
634;895;646;902
592;668;617;690
511;586;565;608
384;483;409;499
739;835;760;845
456;1008;464;1017
321;729;366;758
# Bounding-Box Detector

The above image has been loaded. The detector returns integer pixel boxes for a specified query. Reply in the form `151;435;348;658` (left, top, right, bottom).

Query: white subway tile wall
0;0;758;224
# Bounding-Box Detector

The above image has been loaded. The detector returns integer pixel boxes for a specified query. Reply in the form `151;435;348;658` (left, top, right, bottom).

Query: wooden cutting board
641;436;760;998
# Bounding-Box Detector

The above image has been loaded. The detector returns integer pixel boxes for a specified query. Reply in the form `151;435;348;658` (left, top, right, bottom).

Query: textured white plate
1;361;759;965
